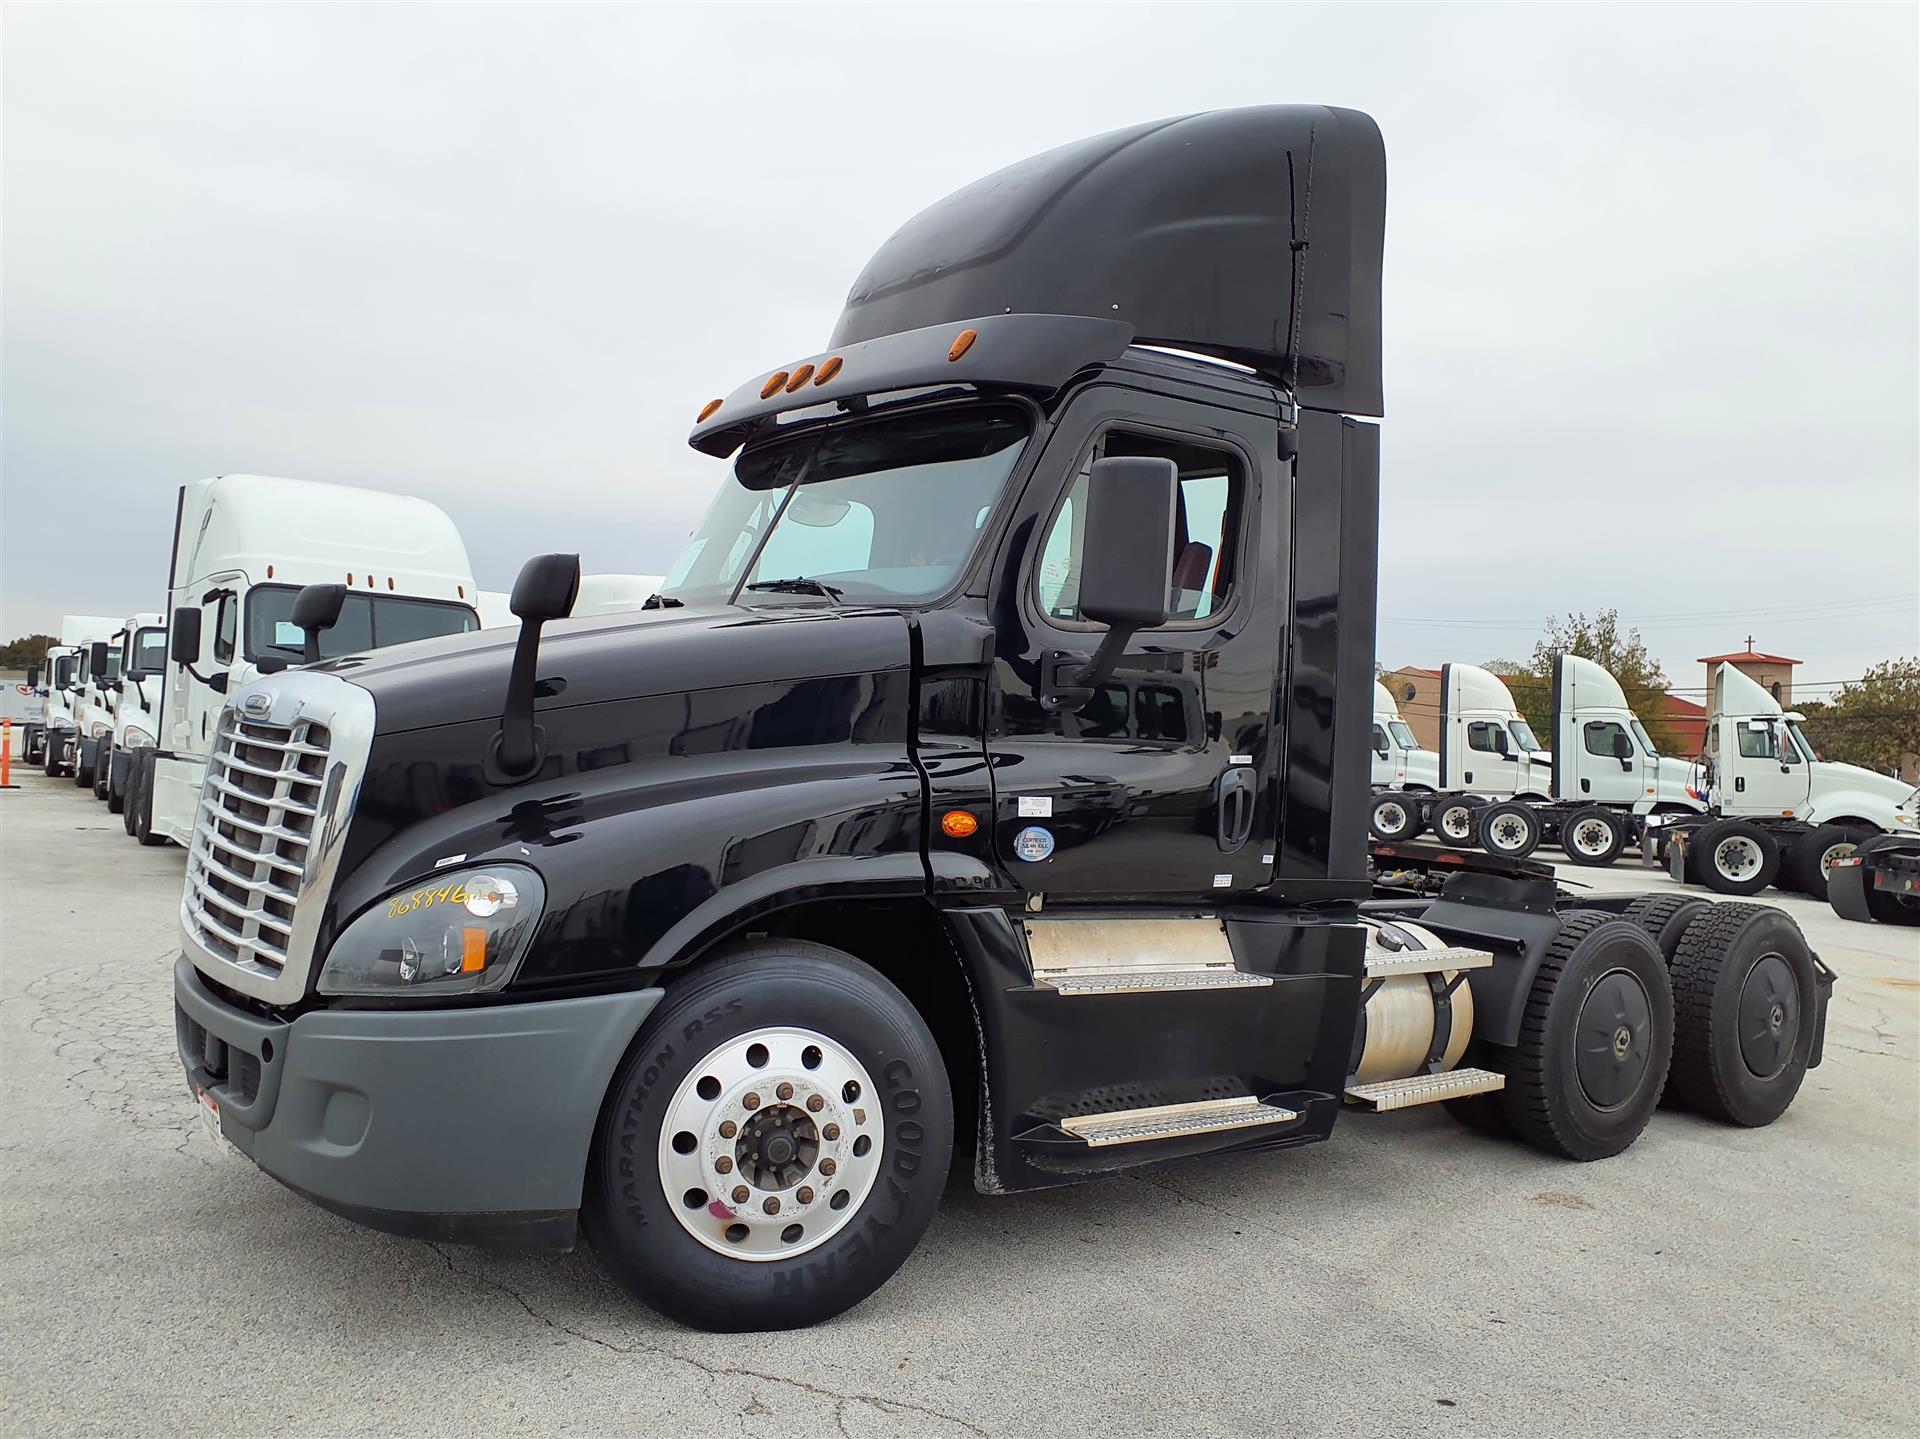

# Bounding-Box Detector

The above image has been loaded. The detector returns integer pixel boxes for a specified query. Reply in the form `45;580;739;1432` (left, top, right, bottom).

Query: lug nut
806;1094;824;1112
822;1123;840;1141
819;1157;837;1176
797;1185;815;1204
718;1120;738;1139
732;1185;750;1204
715;1155;733;1174
762;1196;781;1215
776;1081;794;1101
743;1092;761;1110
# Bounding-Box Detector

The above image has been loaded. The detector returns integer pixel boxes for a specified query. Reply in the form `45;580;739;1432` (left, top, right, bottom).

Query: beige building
1383;665;1443;750
1699;641;1800;708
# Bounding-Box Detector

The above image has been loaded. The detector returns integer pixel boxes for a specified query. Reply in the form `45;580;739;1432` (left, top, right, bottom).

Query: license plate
195;1086;237;1161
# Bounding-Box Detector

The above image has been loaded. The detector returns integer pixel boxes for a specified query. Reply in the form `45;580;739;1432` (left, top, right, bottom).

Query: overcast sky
4;3;1916;702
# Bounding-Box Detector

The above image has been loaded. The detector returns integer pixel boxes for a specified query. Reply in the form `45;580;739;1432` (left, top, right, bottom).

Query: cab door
983;388;1283;900
169;578;241;756
1720;717;1812;817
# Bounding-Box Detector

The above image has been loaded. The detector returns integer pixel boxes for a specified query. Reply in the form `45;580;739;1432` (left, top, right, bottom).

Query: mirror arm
495;620;547;777
1073;623;1139;693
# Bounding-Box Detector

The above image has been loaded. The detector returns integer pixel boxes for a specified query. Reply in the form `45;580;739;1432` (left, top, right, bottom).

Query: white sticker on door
1017;796;1052;818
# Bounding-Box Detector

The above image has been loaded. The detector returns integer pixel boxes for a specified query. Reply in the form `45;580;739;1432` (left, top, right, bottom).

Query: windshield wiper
641;593;683;609
745;577;843;600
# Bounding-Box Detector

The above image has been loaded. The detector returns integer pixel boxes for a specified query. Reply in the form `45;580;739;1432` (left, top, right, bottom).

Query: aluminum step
1036;967;1273;996
1364;946;1494;978
1059;1096;1297;1148
1344;1067;1506;1111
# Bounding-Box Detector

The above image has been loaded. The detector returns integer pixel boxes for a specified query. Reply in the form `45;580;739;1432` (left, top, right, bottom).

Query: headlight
318;865;546;997
123;726;156;749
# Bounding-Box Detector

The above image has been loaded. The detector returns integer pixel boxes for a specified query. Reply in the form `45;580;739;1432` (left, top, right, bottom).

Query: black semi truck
172;107;1832;1332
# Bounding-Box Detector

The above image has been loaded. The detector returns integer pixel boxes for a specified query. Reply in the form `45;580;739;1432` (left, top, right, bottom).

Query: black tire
1669;902;1818;1127
43;734;63;778
1620;895;1713;966
1430;796;1479;848
1866;888;1920;925
123;749;148;836
93;740;114;801
1369;791;1421;843
1499;910;1673;1160
132;752;167;846
1561;806;1626;867
1478;801;1540;860
74;743;95;788
585;941;953;1332
1691;819;1780;897
1780;823;1865;899
106;753;127;814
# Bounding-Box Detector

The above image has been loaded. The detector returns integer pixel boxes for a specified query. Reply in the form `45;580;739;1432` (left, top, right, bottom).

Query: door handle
1216;769;1256;853
1735;776;1746;793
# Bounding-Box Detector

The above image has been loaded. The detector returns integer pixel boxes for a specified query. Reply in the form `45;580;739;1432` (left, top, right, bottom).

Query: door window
1372;723;1391;756
1467;721;1505;753
212;593;236;664
1035;430;1247;624
1583;720;1629;757
1736;723;1778;759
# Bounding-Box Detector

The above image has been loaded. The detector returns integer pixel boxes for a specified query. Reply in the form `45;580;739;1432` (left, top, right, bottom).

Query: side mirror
1042;457;1176;710
24;663;39;689
171;608;202;664
1373;740;1390;758
1613;732;1633;759
292;583;349;664
494;553;581;779
125;668;149;684
255;656;291;675
1492;727;1511;756
88;641;109;676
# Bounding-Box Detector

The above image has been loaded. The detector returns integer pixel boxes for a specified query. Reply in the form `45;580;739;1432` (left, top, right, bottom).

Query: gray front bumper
174;956;663;1248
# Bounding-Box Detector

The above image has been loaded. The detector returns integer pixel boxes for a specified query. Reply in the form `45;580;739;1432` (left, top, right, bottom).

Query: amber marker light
784;363;816;392
814;355;843;384
947;328;978;362
698;397;724;422
760;371;791;398
940;810;979;839
460;928;489;973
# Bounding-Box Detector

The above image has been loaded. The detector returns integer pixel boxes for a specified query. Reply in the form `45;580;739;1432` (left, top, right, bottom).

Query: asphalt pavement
2;766;1915;1437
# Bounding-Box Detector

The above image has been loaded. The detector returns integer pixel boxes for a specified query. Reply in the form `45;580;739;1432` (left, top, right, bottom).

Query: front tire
1500;911;1673;1160
585;941;953;1332
1693;820;1780;897
94;740;114;802
1562;806;1626;867
1430;796;1479;847
1369;792;1421;843
1669;902;1818;1127
131;752;167;846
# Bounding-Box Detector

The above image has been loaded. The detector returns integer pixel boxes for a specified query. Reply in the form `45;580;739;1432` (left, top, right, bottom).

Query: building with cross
1698;639;1801;707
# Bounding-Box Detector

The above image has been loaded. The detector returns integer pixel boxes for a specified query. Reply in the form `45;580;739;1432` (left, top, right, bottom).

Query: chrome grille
184;713;330;972
178;672;374;1005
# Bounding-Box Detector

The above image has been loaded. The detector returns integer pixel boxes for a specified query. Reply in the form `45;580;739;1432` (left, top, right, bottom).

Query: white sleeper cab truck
1442;655;1708;867
33;645;79;773
1658;663;1920;897
1365;681;1440;842
1376;663;1553;846
479;575;666;630
98;615;167;814
124;475;482;847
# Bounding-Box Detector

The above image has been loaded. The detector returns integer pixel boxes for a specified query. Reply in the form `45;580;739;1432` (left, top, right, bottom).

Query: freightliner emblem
241;693;272;719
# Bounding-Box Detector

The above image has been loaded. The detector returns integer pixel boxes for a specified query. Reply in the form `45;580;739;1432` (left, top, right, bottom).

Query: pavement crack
424;1243;991;1437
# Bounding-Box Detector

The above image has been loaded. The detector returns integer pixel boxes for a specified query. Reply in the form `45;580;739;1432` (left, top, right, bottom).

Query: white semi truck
92;614;168;812
124;475;482;846
479;574;666;629
1655;663;1920;897
1365;682;1440;842
40;615;120;779
1370;663;1552;845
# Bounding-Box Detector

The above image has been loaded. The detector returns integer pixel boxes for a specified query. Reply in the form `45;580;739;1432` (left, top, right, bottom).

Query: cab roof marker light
698;397;723;422
784;363;815;392
947;328;978;362
814;356;843;384
760;371;791;399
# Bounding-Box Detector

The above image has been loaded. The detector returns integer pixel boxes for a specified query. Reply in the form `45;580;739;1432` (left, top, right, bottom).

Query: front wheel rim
658;1025;885;1262
1376;801;1408;833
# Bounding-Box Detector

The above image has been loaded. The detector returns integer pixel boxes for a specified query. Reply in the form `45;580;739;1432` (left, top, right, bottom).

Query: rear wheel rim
1571;818;1614;856
1816;840;1857;877
1713;835;1762;881
658;1025;884;1262
1738;953;1800;1079
1575;967;1654;1110
1488;814;1529;851
1440;807;1472;840
1375;801;1408;834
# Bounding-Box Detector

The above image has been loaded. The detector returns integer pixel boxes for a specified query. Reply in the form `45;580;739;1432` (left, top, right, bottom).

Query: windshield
1786;721;1818;762
1389;720;1420;750
52;655;75;688
1510;718;1542;752
660;404;1030;607
1629;717;1659;756
245;586;479;662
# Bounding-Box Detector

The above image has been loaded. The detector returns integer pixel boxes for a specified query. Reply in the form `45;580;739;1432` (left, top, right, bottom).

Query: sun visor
830;105;1385;416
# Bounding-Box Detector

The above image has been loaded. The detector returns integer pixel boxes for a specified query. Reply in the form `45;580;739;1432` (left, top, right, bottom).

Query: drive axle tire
1780;824;1865;899
1369;792;1421;843
1669;902;1818;1127
1620;895;1712;967
1499;910;1673;1161
1431;797;1479;847
1479;801;1541;860
1693;820;1780;897
1562;806;1626;867
585;941;953;1333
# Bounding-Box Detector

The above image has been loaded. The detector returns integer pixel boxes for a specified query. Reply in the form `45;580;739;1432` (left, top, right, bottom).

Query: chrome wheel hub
658;1025;883;1261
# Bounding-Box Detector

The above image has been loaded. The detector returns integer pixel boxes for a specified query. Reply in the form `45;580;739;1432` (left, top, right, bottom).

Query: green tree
1797;659;1920;774
1482;610;1678;753
0;633;57;669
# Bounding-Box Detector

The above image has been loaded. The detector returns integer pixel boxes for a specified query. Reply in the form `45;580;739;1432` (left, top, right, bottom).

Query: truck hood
316;603;917;734
1810;759;1914;808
